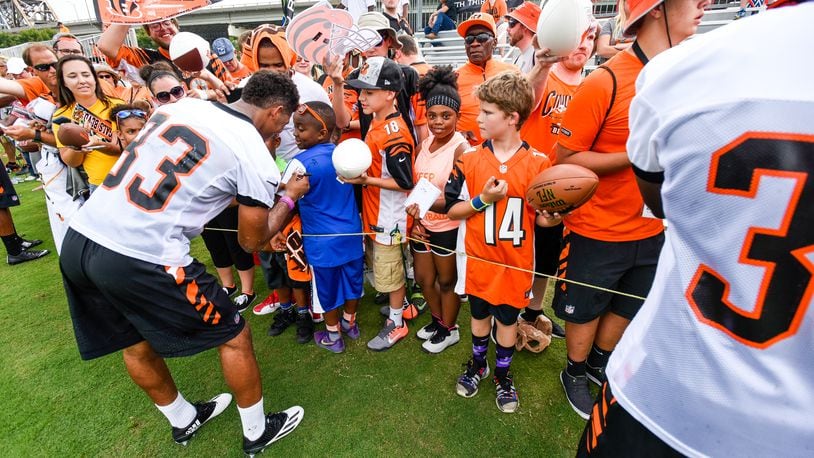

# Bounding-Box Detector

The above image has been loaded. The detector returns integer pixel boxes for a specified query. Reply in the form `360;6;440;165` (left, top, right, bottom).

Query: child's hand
405;203;421;220
480;176;507;204
270;232;286;251
411;220;430;243
536;209;563;227
340;172;368;186
323;53;344;84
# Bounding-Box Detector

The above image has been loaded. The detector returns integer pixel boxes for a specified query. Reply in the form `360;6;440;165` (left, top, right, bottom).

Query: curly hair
241;70;299;115
418;65;460;112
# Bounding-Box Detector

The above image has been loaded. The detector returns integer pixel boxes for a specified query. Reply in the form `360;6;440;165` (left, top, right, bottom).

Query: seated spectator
424;0;458;39
596;0;634;64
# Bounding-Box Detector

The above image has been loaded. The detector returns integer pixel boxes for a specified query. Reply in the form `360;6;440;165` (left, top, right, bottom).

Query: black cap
345;57;403;92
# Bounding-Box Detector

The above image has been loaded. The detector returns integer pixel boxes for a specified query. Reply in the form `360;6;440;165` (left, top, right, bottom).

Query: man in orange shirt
553;0;710;419
455;13;519;145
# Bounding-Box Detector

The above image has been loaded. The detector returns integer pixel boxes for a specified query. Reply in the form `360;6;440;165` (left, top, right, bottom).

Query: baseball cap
345;56;403;92
506;2;542;32
457;12;498;38
357;12;403;49
212;37;236;62
7;57;26;75
624;0;664;35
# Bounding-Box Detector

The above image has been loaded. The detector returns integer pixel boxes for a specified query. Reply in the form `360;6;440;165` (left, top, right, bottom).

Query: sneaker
243;406;304;457
494;373;519;413
7;248;50;265
379;298;416;319
295;312;314;344
586;363;606;387
560;370;594;420
366;319;408;351
550;318;565;339
456;359;490;398
373;291;389;305
172;393;233;446
234;292;257;313
422;325;459;354
734;8;746;19
410;285;428;313
313;330;345;353
416;320;440;340
267;308;296;336
20;238;42;250
340;318;360;340
222;285;237;296
253;292;280;315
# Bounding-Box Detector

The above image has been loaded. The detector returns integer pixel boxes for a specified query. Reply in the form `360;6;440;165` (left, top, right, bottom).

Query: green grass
0;180;586;456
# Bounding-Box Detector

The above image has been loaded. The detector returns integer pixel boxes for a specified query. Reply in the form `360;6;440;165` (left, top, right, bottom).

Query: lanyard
632;40;649;66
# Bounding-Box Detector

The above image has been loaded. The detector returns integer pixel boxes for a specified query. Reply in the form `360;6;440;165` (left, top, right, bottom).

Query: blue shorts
311;257;364;314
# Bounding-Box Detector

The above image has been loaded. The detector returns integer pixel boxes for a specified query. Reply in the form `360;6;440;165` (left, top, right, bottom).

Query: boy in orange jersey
445;71;561;413
344;57;415;351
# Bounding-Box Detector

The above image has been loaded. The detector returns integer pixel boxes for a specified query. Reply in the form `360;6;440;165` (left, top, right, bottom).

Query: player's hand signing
480;177;508;204
536;209;563;227
284;172;310;200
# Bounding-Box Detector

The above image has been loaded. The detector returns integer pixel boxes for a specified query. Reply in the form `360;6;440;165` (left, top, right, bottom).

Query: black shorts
258;250;310;290
200;206;254;271
553;230;664;324
534;223;563;278
59;229;244;360
410;228;457;256
577;382;682;457
469;295;522;326
0;164;20;209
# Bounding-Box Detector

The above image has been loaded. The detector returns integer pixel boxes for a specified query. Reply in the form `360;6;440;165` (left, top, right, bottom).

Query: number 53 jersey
69;99;281;267
445;141;550;308
616;7;814;457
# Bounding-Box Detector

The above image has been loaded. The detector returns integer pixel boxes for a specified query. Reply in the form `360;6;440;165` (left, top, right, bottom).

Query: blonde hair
613;0;628;40
475;71;534;129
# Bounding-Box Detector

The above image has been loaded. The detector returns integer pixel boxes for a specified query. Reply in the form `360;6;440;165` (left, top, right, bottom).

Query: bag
66;165;90;201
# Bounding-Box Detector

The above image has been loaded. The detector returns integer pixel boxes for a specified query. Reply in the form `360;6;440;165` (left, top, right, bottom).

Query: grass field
0;179;588;456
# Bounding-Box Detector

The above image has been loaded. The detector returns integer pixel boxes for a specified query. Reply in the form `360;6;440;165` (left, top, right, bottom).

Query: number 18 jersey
70;99;281;267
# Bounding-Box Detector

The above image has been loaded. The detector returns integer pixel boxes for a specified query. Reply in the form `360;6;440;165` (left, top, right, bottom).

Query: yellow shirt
53;98;123;186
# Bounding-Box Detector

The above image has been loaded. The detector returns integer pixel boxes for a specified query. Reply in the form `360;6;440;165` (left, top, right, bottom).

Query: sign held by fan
285;1;381;65
95;0;223;26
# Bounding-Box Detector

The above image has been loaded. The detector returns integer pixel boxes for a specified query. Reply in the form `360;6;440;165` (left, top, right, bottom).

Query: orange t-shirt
556;51;664;242
227;64;252;82
456;60;519;144
17;78;53;106
445;141;550;308
520;71;579;162
481;0;507;20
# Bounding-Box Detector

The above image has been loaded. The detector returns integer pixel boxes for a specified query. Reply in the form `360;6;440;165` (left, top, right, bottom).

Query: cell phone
51;116;72;125
225;87;242;104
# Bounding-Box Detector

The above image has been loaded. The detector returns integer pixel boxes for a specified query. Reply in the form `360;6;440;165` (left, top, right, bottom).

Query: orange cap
457;12;498;37
241;24;297;72
624;0;664;35
506;1;542;32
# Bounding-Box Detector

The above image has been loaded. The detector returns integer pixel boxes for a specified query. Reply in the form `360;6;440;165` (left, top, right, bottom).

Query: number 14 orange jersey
445;141;551;308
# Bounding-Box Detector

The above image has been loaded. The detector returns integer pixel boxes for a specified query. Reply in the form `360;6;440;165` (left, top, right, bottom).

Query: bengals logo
359;62;370;76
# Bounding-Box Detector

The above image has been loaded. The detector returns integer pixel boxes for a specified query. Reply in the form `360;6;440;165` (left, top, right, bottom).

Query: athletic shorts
534;223;563;278
469;295;522;326
0;164;20;209
410;228;457;257
200;206;254;271
259;250;309;290
59;229;244;361
365;238;405;293
553;230;664;324
311;257;364;314
577;382;683;457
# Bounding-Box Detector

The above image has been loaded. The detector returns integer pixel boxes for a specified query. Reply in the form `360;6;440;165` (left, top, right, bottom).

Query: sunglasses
98;73;114;80
507;18;520;28
296;104;327;131
464;33;494;45
33;62;58;72
154;85;185;104
115;109;148;121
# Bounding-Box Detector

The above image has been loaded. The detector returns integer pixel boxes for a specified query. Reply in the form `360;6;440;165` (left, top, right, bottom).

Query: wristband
33;130;42;143
279;195;296;211
470;195;491;212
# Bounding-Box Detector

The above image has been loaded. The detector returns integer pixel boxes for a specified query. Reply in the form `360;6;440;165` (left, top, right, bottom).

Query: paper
405;178;441;218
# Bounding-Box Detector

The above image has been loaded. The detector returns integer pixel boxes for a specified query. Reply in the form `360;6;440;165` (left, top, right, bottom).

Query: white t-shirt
512;44;535;74
275;71;331;164
70;99;280;266
341;0;376;24
617;5;814;457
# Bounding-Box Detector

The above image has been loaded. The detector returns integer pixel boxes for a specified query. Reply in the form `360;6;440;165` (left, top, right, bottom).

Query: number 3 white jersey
616;5;814;457
69;98;281;266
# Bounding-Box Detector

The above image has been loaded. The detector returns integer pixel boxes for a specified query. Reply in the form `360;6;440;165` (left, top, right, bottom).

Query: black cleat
295;312;314;344
172;393;233;446
20;238;43;250
243;406;304;456
267;308;296;336
7;248;50;265
586;363;606;387
560;370;593;420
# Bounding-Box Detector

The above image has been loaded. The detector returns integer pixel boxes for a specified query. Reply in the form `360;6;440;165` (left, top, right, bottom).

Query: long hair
56;55;111;109
613;0;628;40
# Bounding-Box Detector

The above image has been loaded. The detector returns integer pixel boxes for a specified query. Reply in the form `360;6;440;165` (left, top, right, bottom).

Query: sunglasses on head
154;85;185;104
115;109;148;121
507;18;520;28
296;104;327;131
464;33;494;45
33;62;57;72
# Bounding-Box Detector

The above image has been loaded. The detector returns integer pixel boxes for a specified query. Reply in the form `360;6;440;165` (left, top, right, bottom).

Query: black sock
521;308;543;322
587;344;612;369
495;343;514;379
1;234;22;256
566;356;586;378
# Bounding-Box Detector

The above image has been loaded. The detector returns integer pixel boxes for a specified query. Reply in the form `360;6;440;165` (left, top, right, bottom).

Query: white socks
390;306;403;327
238;397;266;441
156;392;197;428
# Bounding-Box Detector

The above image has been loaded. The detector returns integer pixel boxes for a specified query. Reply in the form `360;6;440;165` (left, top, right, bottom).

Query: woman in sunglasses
139;62;187;106
51;55;124;193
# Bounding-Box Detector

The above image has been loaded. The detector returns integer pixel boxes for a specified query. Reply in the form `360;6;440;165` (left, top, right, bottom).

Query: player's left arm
237;174;309;251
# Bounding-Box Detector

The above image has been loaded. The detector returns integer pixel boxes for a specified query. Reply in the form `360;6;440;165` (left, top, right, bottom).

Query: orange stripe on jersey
211;312;221;325
186;279;199;305
203;303;214;321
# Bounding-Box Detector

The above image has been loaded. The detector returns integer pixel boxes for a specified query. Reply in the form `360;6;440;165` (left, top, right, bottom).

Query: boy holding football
445;71;560;413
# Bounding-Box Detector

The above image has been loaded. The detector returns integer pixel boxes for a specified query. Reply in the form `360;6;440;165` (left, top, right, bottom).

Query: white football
332;138;372;180
169;32;210;72
536;0;593;56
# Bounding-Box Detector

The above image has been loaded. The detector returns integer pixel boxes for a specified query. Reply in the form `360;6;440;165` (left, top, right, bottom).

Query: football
526;164;598;214
332;138;372;179
57;123;90;148
169;32;210;72
536;0;593;56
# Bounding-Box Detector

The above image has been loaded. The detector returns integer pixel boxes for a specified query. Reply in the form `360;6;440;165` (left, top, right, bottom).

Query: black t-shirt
440;2;458;18
383;12;403;33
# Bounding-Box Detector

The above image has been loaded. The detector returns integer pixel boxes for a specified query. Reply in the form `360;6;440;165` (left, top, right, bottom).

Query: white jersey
70;98;280;266
616;5;814;457
275;70;331;164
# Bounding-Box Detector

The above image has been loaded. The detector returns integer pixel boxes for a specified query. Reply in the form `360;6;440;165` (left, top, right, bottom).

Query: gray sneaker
560;370;594;420
366;319;408;351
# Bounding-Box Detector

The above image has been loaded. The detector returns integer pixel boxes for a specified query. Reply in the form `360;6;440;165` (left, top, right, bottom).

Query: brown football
526;164;599;214
172;48;207;73
57;123;90;148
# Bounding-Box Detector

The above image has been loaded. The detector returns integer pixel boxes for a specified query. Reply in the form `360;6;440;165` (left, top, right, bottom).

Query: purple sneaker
314;330;345;353
340;318;360;340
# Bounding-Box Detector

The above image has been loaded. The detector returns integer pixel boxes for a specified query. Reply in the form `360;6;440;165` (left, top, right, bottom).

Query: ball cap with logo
345;56;403;92
212;37;236;62
457;12;498;37
506;1;542;31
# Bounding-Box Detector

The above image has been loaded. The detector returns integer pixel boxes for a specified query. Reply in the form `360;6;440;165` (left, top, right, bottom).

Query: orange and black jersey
106;46;231;85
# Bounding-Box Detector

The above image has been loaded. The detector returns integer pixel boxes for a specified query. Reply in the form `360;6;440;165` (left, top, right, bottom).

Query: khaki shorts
365;238;405;293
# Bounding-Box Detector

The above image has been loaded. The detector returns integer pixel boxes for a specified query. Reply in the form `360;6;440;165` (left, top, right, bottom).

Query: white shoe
422;325;459;354
416;320;440;340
